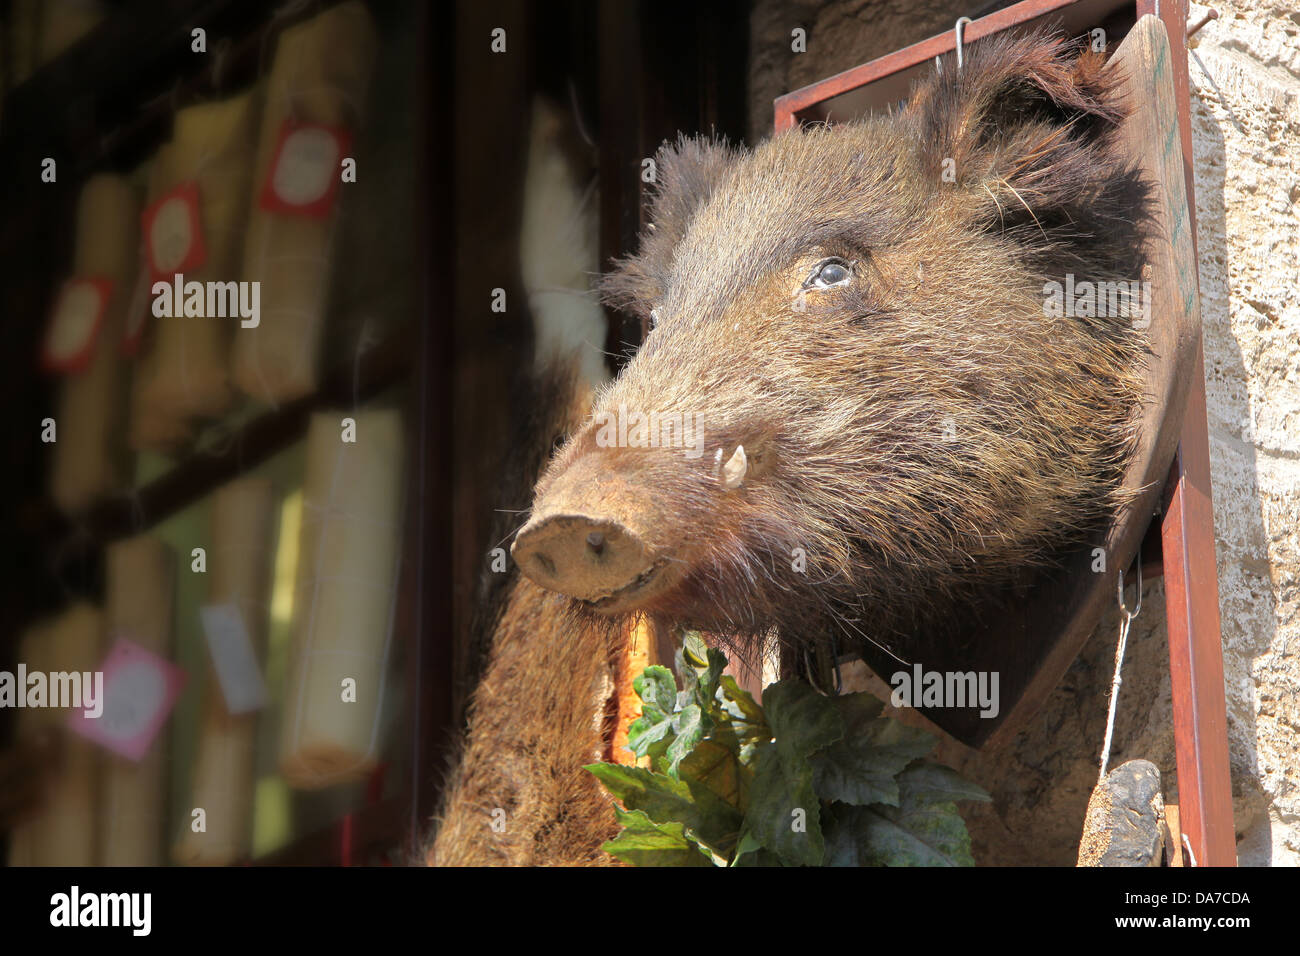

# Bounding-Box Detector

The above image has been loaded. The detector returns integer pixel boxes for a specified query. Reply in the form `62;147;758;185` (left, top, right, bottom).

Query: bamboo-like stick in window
279;409;403;789
5;605;103;866
50;174;136;512
173;477;277;865
233;2;377;404
132;91;262;441
99;536;174;866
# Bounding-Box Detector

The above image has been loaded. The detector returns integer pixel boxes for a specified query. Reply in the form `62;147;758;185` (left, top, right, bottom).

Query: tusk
721;445;748;490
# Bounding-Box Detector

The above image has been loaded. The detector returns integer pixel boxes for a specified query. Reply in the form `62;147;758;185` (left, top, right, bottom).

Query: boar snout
512;513;660;605
511;446;684;609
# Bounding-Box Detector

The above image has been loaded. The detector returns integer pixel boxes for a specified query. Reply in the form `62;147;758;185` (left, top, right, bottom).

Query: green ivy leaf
810;694;937;807
627;666;679;762
891;760;991;805
601;807;714;867
584;764;697;824
635;665;677;716
678;745;746;854
676;632;726;714
679;724;751;814
681;631;712;669
763;679;845;763
734;680;844;866
822;763;988;866
717;676;769;765
739;739;824;866
718;674;765;722
591;641;988;867
731;830;785;867
665;703;709;777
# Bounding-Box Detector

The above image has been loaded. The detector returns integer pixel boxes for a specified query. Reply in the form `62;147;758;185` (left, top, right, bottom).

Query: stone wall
748;0;1300;865
1183;0;1299;866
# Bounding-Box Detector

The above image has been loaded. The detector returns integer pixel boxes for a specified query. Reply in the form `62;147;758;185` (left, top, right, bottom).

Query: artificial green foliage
586;633;990;867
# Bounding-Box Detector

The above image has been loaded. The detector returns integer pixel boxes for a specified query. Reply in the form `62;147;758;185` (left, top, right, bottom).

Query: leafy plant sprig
586;633;990;866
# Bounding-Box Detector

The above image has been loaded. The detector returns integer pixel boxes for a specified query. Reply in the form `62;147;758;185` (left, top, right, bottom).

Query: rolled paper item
5;620;51;866
234;2;378;404
50;174;137;513
8;604;103;866
129;145;191;451
99;536;174;866
174;476;276;865
135;90;262;432
279;409;404;788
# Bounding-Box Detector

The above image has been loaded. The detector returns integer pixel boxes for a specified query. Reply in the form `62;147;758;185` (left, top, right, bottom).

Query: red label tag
142;181;207;279
42;277;112;374
258;120;350;218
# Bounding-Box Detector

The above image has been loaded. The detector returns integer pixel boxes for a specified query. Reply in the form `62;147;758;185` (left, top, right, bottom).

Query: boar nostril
532;552;557;577
586;532;606;556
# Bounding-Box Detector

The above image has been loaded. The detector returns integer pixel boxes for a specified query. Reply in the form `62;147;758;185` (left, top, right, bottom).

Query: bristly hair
576;28;1155;665
596;134;741;322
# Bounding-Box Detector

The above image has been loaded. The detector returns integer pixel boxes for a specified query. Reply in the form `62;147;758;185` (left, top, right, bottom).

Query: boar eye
805;257;852;289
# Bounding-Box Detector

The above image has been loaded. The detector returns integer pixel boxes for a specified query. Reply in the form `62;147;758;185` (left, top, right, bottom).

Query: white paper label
100;657;167;743
150;194;194;273
200;604;269;715
46;281;103;363
271;127;340;205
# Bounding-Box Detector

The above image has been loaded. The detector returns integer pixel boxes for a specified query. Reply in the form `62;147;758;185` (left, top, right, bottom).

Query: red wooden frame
775;0;1234;866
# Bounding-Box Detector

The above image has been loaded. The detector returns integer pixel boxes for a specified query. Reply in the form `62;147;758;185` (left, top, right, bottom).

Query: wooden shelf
0;0;442;870
28;322;414;577
250;795;408;867
1;1;340;171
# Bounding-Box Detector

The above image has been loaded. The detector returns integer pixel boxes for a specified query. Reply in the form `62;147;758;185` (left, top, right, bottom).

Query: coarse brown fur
432;30;1153;866
426;575;624;866
426;364;624;866
540;30;1152;666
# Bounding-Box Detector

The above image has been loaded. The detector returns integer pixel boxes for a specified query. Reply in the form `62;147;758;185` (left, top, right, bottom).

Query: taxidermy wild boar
429;30;1151;865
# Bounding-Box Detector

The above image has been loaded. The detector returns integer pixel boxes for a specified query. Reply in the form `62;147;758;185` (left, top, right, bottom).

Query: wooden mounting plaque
843;16;1203;747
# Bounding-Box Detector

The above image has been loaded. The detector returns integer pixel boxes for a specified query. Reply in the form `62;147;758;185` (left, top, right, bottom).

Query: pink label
68;638;186;761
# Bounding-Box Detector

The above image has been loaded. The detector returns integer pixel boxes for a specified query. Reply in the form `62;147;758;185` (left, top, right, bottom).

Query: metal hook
955;16;973;72
936;17;975;76
1099;556;1142;781
1187;8;1219;39
1117;557;1143;622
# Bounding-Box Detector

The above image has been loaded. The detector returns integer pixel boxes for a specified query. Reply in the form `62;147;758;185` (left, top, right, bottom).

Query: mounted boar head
512;31;1151;661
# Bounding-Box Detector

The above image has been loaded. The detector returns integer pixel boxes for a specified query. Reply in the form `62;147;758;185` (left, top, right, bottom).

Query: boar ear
909;31;1143;255
597;135;738;318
